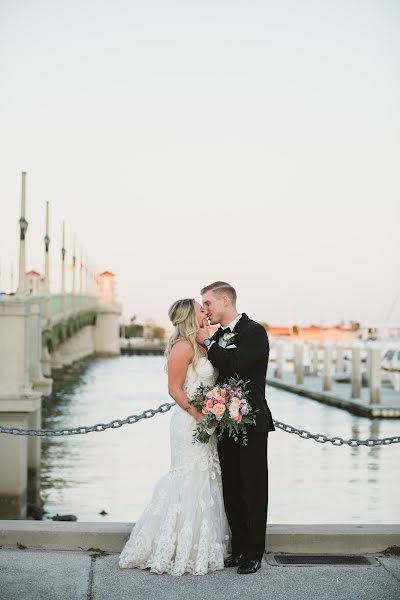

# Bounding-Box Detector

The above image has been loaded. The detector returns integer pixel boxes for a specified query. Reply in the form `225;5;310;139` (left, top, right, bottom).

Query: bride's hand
194;411;205;423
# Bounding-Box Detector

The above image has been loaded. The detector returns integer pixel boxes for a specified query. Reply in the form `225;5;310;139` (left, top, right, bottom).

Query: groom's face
202;291;226;325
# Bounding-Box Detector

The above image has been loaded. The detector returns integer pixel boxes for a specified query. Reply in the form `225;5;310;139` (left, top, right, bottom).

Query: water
41;355;400;524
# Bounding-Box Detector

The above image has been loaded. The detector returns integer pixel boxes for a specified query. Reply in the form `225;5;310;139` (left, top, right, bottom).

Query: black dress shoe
224;553;244;567
237;559;262;574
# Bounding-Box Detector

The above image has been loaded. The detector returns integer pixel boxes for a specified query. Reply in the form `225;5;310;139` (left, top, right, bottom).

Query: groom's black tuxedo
206;313;275;562
208;313;275;433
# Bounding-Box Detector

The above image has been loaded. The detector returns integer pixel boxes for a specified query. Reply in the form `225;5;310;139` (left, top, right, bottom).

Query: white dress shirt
207;313;243;351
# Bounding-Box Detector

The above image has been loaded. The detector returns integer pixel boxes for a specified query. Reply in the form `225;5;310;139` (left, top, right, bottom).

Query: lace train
118;357;231;575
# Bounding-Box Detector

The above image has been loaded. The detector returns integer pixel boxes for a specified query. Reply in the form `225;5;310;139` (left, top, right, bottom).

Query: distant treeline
120;322;166;341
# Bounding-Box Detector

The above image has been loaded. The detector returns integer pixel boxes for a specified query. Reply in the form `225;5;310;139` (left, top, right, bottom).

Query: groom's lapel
232;313;250;336
211;314;250;343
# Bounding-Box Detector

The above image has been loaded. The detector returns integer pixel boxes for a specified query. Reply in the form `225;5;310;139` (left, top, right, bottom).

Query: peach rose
212;403;226;421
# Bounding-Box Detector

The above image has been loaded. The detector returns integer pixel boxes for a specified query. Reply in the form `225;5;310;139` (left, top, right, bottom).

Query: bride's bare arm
168;340;204;422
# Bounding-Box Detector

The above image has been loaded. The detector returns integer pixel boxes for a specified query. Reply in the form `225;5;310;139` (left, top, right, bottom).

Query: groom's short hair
200;281;237;305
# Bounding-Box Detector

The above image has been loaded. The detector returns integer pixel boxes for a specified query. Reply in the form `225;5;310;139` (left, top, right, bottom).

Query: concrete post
363;342;373;387
369;347;381;404
27;301;52;395
294;342;304;384
274;340;284;378
351;344;362;399
323;342;333;391
335;343;344;373
93;304;122;355
311;342;319;376
0;296;43;517
0;412;28;518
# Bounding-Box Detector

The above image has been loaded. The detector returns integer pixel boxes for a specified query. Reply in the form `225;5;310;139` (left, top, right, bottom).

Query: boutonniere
223;332;237;345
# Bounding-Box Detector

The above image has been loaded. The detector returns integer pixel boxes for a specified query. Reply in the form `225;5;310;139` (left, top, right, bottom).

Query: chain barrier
0;402;399;446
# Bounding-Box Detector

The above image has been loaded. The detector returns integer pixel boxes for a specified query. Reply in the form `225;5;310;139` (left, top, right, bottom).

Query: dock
266;372;400;418
120;344;166;356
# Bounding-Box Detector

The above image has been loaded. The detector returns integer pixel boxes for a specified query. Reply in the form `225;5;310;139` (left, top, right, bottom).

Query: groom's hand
196;319;210;346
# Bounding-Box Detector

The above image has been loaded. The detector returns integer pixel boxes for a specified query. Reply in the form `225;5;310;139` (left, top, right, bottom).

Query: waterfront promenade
1;547;399;600
1;522;400;600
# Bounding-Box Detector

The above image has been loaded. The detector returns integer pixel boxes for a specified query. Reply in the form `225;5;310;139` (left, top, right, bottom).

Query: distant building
96;270;117;306
143;318;156;339
26;270;45;294
267;325;354;343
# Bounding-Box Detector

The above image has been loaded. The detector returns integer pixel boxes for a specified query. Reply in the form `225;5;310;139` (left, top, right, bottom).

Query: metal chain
0;402;175;437
0;403;399;446
272;420;400;446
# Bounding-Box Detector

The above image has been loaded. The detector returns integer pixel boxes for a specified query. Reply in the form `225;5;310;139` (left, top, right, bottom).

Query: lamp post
72;232;76;310
61;220;66;314
44;202;50;294
16;172;29;296
44;201;51;324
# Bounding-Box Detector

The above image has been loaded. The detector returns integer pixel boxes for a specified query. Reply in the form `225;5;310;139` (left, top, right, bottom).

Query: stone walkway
1;547;399;600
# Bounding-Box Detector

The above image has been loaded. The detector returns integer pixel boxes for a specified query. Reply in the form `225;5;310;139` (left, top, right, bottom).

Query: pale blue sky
0;0;399;326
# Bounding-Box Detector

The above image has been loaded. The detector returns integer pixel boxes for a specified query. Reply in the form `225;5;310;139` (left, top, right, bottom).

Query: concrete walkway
1;547;399;600
1;522;400;599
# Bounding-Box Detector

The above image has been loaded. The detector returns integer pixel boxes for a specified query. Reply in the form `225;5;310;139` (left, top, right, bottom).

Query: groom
196;281;275;574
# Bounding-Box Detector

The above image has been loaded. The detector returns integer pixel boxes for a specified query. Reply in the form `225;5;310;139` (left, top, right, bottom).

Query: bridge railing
29;293;98;325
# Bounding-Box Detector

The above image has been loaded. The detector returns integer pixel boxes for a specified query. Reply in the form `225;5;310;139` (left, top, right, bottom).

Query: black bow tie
215;326;231;340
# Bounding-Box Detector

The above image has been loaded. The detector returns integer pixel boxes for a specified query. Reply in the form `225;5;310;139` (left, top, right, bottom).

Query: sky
0;0;399;327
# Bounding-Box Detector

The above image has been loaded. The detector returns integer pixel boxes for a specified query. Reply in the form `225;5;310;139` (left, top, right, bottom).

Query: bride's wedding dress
118;356;231;575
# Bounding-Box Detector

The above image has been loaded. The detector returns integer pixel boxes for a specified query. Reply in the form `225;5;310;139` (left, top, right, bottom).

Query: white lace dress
118;356;231;575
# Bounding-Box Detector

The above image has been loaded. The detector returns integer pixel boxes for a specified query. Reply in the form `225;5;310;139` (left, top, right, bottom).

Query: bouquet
189;378;256;445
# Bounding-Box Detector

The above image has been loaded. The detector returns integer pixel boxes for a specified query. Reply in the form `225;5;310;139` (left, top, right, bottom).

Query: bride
118;298;231;575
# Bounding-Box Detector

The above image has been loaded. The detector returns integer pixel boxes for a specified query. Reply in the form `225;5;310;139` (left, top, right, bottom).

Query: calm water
41;355;400;524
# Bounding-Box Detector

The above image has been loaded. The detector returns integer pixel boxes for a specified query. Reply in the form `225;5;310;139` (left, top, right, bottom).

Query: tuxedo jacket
207;313;275;433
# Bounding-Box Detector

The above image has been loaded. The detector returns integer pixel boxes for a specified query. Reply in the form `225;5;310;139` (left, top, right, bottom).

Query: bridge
0;172;122;519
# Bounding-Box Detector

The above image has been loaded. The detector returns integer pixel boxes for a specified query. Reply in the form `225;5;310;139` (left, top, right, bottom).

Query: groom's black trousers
217;431;269;562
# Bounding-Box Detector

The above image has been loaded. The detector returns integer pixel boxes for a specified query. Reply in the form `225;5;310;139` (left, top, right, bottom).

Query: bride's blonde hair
164;298;203;371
